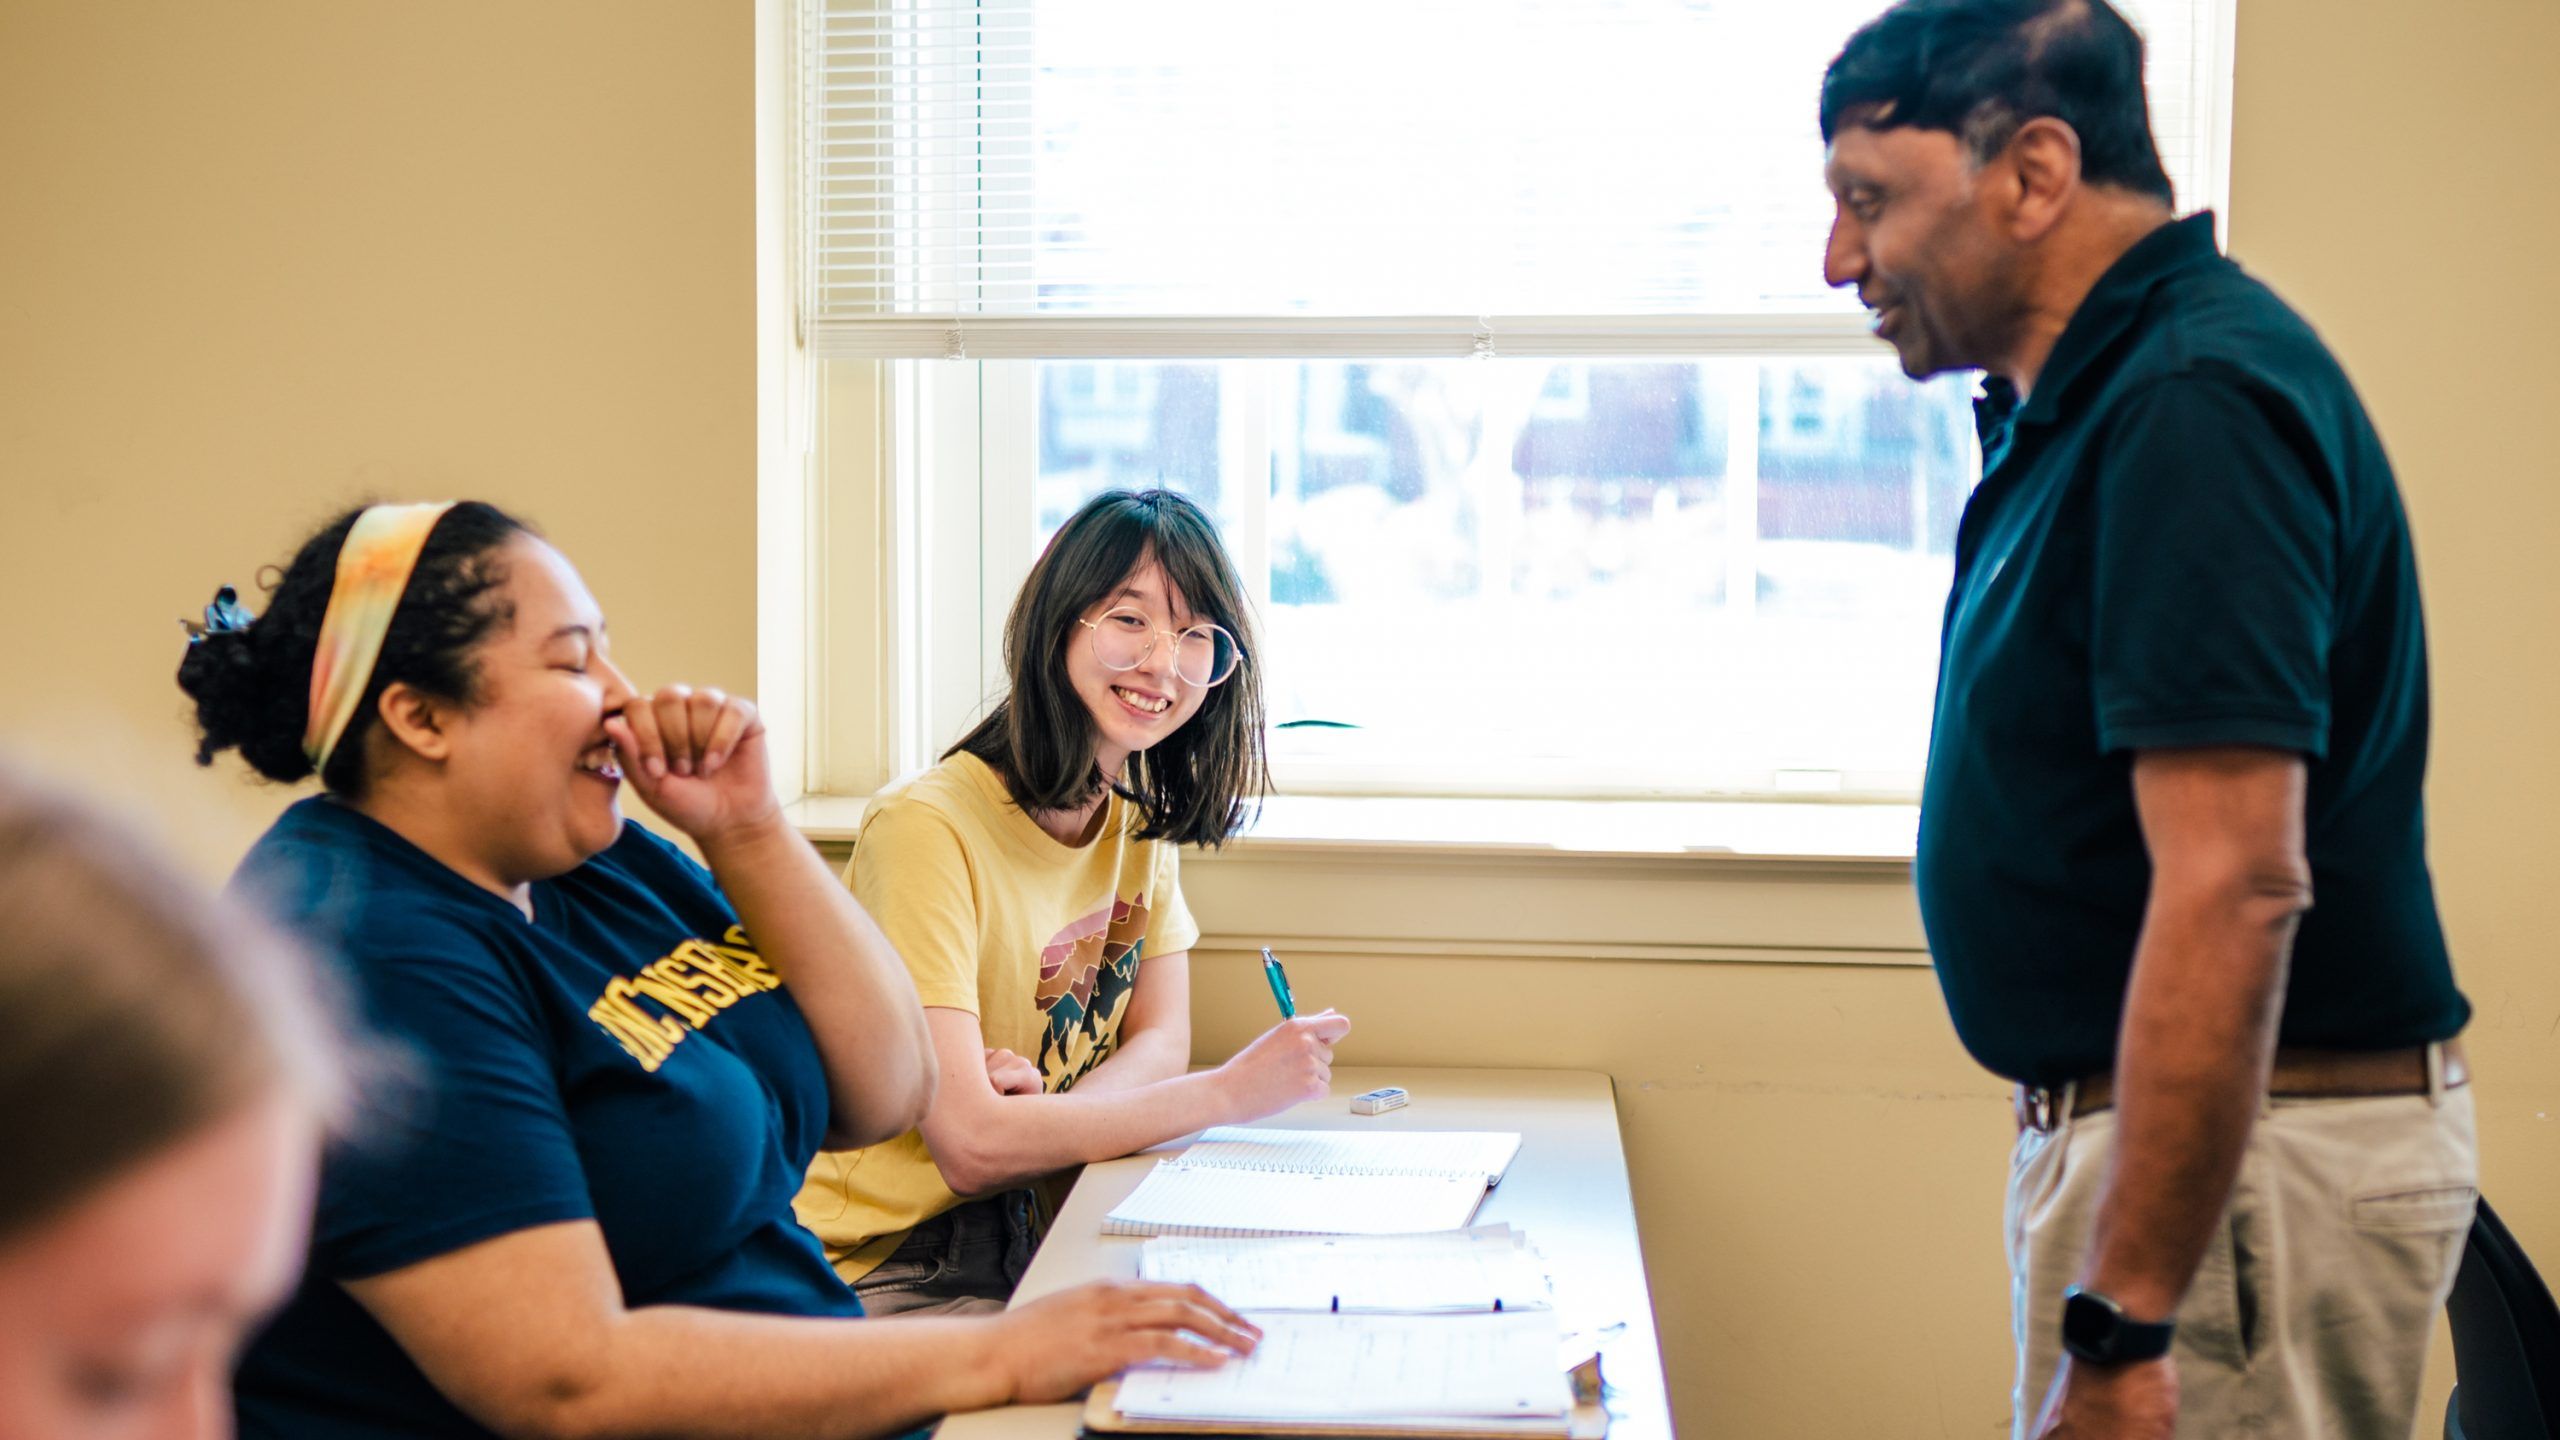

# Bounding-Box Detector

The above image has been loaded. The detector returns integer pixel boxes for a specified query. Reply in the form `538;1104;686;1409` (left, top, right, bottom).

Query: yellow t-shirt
793;751;1199;1281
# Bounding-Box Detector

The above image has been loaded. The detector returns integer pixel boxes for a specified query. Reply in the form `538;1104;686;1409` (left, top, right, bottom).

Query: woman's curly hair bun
176;502;532;796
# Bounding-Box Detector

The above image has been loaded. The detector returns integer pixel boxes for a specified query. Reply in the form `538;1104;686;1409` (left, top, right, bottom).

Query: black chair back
2447;1196;2560;1440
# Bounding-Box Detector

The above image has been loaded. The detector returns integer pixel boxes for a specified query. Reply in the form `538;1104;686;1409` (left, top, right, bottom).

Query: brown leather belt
2014;1039;2469;1134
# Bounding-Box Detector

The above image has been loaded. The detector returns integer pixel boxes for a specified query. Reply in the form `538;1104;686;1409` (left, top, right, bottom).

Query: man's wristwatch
2060;1286;2176;1365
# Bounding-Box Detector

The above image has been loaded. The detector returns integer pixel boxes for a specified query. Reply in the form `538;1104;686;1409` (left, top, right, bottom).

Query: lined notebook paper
1113;1311;1573;1424
1103;1129;1524;1238
1138;1226;1554;1313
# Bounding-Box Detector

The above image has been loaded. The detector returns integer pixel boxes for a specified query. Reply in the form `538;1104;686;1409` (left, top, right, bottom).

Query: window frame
786;0;2240;808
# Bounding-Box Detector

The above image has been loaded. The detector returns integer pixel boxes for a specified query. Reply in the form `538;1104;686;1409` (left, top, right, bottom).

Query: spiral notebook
1101;1127;1523;1238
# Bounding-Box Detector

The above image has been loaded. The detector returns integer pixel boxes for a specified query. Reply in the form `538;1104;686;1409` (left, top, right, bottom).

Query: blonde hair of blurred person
0;765;349;1440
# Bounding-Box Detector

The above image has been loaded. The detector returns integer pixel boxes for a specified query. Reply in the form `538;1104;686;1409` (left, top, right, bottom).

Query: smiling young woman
0;764;350;1440
795;489;1353;1317
178;501;1255;1440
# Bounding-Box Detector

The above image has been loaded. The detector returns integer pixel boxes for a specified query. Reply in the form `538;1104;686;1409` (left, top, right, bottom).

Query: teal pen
1258;946;1297;1018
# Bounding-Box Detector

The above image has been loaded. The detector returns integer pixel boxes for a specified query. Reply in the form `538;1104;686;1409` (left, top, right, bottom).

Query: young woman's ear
373;682;456;763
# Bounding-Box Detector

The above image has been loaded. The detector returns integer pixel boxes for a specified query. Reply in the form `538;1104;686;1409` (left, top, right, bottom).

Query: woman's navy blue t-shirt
231;798;864;1438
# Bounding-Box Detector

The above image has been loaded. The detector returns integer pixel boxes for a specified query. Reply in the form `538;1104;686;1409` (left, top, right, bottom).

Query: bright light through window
805;0;2230;797
807;0;2225;327
1022;0;1893;316
1031;358;1978;793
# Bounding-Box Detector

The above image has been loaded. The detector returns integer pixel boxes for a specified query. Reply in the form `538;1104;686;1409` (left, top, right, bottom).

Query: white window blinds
802;0;2233;359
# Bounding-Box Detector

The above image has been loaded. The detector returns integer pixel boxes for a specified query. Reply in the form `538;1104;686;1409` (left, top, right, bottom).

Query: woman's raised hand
604;684;778;846
991;1281;1259;1404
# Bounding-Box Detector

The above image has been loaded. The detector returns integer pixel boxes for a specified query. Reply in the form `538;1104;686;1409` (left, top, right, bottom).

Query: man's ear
373;682;456;764
2002;116;2082;241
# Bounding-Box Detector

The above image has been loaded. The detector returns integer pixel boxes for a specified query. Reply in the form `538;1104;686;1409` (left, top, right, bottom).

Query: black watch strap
2060;1285;2176;1365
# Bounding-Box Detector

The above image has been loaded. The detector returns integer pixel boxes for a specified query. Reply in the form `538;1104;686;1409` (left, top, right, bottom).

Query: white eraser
1350;1086;1409;1115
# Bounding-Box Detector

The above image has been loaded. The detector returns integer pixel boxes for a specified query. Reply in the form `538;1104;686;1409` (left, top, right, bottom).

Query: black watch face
2061;1291;2119;1358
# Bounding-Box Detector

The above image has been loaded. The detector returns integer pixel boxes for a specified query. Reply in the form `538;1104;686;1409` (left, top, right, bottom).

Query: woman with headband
179;502;1255;1440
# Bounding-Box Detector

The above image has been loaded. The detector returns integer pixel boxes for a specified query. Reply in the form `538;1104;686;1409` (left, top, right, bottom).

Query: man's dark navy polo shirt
1916;211;2469;1088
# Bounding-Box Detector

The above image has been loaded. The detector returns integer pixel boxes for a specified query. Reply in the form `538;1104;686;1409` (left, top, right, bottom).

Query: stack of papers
1113;1311;1573;1427
1091;1226;1587;1437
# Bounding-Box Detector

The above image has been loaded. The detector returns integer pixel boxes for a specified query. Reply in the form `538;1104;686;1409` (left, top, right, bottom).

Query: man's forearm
2079;887;2297;1322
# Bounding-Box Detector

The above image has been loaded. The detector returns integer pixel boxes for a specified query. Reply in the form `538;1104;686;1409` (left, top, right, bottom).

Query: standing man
1819;2;2478;1436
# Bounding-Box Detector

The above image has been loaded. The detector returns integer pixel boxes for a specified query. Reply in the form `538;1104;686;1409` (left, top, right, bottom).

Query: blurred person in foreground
0;763;350;1440
1819;2;2474;1436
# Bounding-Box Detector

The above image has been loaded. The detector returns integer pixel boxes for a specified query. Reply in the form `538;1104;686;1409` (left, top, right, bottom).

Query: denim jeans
853;1189;1043;1317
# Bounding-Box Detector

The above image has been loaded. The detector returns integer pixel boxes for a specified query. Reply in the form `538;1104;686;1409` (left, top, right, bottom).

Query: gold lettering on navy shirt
587;925;784;1071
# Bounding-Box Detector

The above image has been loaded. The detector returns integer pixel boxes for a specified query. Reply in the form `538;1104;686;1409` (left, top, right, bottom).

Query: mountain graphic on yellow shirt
1035;896;1147;1082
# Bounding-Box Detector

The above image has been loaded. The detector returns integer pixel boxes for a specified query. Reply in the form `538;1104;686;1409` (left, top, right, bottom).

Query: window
797;0;2236;799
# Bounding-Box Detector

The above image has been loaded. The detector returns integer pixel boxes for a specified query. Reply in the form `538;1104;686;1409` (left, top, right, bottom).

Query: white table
939;1066;1672;1440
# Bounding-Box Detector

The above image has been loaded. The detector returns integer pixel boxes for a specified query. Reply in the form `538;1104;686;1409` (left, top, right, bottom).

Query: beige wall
2230;0;2560;1428
5;4;2557;1440
0;1;754;874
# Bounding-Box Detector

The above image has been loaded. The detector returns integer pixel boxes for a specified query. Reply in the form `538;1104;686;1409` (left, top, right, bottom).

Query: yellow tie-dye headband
303;502;457;772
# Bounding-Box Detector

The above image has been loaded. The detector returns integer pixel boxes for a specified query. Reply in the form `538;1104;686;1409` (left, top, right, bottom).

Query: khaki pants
2006;1070;2478;1439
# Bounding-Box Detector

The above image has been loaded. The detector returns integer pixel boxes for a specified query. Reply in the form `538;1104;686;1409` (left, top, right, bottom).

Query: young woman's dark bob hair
950;489;1268;847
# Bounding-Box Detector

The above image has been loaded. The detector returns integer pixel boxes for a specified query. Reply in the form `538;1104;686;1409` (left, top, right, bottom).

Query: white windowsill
785;791;1917;869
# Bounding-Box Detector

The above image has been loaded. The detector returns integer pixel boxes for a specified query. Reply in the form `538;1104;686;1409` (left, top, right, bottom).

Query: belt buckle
2023;1086;2058;1133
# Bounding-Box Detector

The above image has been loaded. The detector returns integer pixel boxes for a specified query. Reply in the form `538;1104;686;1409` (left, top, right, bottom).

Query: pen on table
1259;945;1296;1018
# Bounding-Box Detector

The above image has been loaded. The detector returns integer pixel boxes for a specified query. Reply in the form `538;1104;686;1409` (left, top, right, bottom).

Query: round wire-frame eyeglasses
1076;606;1244;688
